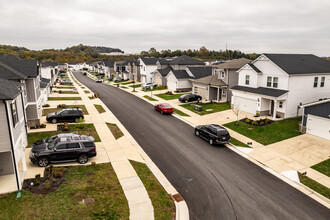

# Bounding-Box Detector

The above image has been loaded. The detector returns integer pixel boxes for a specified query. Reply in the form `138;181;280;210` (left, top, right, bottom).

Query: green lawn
173;108;190;117
106;123;124;139
42;105;89;116
312;159;330;177
121;86;128;89
84;90;90;93
0;163;129;219
230;137;251;148
298;173;330;199
143;95;158;101
224;117;302;145
80;86;85;89
130;161;175;220
180;102;231;115
48;97;82;101
94;104;106;113
27;124;101;147
142;87;166;92
129;84;141;88
119;81;133;85
156;93;184;100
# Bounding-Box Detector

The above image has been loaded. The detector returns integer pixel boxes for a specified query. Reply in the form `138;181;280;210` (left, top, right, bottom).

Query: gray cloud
0;0;329;56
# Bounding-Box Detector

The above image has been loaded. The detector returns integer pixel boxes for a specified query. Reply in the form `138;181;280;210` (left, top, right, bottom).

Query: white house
40;77;51;106
139;57;160;83
0;79;28;194
231;54;330;119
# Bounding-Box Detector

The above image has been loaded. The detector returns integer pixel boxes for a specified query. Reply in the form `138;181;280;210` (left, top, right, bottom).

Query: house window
11;100;18;126
267;77;272;87
320;77;325;87
273;77;278;88
279;101;283;108
194;86;198;94
314;77;318;87
214;69;219;75
222;89;226;96
245;75;250;85
221;71;225;79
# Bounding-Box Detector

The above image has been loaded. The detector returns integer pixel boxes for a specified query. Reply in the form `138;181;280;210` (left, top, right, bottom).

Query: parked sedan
142;82;157;90
178;94;202;103
113;77;121;82
96;78;103;83
195;124;230;145
154;103;174;115
59;80;73;85
46;108;84;124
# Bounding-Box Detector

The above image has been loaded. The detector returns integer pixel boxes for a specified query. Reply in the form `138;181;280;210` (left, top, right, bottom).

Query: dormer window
245;75;250;85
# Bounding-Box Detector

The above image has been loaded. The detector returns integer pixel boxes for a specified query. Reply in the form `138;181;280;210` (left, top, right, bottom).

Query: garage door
306;115;330;140
195;86;207;99
234;96;257;114
167;82;177;91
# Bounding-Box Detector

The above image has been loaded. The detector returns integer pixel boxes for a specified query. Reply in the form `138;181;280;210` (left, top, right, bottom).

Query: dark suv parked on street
29;133;97;167
195;124;230;145
46;108;84;124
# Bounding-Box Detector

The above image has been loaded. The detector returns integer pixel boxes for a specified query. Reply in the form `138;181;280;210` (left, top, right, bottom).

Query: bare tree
232;102;240;126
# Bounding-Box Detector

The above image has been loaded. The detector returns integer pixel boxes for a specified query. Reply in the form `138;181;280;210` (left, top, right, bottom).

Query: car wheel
209;139;214;145
52;118;57;124
74;118;79;123
38;157;49;167
185;99;188;103
78;154;88;164
197;98;201;101
161;110;164;114
195;130;200;136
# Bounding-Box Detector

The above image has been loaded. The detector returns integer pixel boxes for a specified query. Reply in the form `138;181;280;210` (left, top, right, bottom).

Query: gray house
0;55;42;127
0;79;28;194
300;99;330;140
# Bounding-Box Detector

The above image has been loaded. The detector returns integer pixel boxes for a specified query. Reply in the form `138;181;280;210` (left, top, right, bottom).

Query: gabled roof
42;61;58;67
40;77;50;88
191;75;227;87
0;55;39;78
0;64;27;80
187;66;213;79
169;55;204;65
157;59;170;65
155;66;173;76
301;98;330;108
263;54;330;74
231;85;288;98
248;63;261;73
211;58;251;69
103;60;115;67
170;70;193;79
140;57;159;65
0;79;22;100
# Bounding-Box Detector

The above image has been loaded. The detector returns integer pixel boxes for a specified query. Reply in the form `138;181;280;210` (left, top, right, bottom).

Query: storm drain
172;193;184;202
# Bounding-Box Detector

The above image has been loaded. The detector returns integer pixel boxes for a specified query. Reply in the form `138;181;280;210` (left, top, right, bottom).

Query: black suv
178;94;202;103
195;124;230;145
46;108;84;124
29;133;97;167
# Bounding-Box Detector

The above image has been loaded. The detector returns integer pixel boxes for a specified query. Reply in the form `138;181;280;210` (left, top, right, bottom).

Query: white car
142;82;157;89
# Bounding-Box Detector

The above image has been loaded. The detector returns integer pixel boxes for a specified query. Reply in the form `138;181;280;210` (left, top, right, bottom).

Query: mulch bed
240;117;274;126
23;166;67;195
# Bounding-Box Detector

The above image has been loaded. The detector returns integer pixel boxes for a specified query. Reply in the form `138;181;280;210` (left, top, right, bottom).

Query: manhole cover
172;194;184;202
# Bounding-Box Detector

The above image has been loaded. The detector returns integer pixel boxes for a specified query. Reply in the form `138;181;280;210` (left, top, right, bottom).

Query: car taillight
81;113;84;116
94;147;96;152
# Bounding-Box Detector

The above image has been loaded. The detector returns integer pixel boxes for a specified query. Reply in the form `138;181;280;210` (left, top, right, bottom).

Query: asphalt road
74;72;330;220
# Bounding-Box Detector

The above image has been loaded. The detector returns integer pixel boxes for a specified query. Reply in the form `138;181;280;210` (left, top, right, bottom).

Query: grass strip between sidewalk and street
230;137;251;148
130;160;175;220
54;91;79;94
27;123;101;147
121;86;128;89
106;123;124;140
129;84;141;88
54;86;75;89
0;163;129;219
311;159;330;177
94;104;106;113
48;97;82;101
143;95;158;101
42;105;89;116
173;108;190;117
298;173;330;199
224;117;302;145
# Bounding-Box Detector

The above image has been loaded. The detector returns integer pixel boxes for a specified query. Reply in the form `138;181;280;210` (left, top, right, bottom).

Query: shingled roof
191;75;227;87
155;66;173;76
40;77;51;88
42;61;58;67
211;58;251;69
263;54;330;74
170;55;204;65
170;70;193;79
140;57;160;65
231;85;288;97
104;60;115;67
187;66;213;79
0;55;39;78
0;79;22;100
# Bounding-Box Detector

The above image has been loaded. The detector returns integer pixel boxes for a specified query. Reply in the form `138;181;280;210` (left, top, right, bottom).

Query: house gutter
3;100;20;190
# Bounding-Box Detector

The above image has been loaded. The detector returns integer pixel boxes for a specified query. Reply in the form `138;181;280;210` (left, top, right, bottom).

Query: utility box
194;105;202;112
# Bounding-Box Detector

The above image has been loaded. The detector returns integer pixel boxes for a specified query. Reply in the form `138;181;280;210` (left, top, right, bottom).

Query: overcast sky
0;0;329;56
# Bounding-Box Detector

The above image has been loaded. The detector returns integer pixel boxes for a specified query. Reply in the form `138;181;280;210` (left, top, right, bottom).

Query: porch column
217;87;220;102
272;100;277;120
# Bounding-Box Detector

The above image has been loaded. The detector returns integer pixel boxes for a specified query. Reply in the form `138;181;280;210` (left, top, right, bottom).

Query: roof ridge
0;60;27;79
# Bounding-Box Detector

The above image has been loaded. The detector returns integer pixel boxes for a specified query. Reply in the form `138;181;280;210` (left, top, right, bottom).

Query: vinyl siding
0;103;11;152
25;78;36;102
0;152;14;175
303;102;330;126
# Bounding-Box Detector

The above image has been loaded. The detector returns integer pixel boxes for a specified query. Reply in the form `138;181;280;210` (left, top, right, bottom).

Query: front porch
257;97;286;119
208;85;227;103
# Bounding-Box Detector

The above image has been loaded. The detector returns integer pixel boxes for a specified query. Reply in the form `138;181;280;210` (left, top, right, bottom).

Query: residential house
40;77;51;106
114;61;126;78
139;57;160;83
103;60;115;78
132;60;141;82
41;61;58;87
231;54;330;119
299;99;330;140
153;66;173;87
0;79;28;194
211;58;251;102
0;55;42;127
58;63;68;72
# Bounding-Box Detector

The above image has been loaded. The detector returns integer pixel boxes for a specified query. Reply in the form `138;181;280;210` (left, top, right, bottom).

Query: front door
270;100;274;116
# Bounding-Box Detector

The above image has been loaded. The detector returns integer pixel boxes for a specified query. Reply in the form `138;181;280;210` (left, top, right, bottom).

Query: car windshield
46;135;57;143
217;129;229;135
48;138;59;150
56;110;64;115
164;105;172;108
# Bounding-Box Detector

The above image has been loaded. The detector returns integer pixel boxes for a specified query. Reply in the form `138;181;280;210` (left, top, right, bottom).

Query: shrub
252;121;258;126
245;118;250;123
34;174;41;185
40;124;46;128
165;91;173;95
77;117;85;123
259;121;265;126
53;170;63;178
57;104;67;108
44;180;51;190
63;122;69;131
59;90;62;94
265;118;270;124
43;104;50;107
255;112;260;117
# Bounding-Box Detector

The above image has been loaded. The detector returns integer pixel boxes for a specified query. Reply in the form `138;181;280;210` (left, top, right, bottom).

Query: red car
154;103;174;115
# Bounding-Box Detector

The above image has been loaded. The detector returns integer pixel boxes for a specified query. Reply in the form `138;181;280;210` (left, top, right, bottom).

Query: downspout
4;100;20;190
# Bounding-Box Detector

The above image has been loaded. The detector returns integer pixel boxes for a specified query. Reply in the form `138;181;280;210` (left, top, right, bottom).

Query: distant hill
0;44;134;63
91;46;124;54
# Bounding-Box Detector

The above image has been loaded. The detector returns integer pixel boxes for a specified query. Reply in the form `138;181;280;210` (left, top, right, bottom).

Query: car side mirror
53;148;57;152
